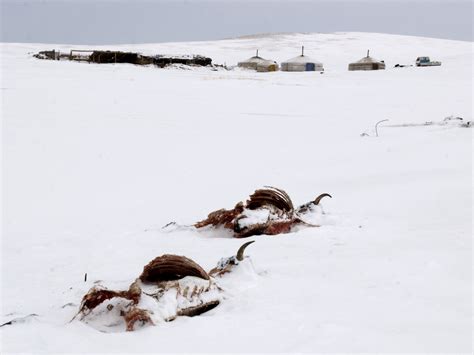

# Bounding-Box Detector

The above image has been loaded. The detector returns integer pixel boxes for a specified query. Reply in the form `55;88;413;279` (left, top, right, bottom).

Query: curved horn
314;193;332;205
236;241;255;261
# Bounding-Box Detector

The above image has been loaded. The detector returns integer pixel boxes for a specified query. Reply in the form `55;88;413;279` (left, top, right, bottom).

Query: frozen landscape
1;32;472;352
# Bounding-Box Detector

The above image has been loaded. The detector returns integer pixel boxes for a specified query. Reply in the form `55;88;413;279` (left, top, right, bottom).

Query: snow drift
1;32;472;353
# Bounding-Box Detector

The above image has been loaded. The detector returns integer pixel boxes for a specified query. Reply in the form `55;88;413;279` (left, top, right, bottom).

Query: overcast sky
1;0;472;44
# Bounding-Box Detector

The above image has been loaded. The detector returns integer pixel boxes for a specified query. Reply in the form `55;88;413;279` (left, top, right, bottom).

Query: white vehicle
416;56;442;66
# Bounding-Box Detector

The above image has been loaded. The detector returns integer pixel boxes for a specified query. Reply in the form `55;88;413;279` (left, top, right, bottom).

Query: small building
281;47;324;72
348;50;385;71
238;50;279;72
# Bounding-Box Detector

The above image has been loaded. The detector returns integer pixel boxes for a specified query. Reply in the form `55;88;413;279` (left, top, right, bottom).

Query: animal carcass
75;242;255;332
195;186;332;238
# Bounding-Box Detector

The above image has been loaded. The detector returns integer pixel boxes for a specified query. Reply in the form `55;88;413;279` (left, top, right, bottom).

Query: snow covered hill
1;32;472;352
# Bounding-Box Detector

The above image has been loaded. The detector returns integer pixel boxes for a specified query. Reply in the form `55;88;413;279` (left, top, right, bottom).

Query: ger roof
353;55;383;64
238;56;276;66
240;55;266;63
282;54;322;65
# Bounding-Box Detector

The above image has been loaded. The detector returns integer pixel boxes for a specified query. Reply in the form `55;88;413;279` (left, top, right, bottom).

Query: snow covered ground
1;32;472;352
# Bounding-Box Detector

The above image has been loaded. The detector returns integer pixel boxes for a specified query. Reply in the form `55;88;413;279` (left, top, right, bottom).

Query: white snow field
1;32;472;353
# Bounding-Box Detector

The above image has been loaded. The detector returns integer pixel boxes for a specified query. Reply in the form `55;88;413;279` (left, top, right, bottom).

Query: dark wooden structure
33;49;212;67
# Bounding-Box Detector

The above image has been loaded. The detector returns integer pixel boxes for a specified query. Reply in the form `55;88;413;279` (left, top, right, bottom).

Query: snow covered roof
239;55;275;64
240;55;263;63
282;54;322;65
238;55;278;71
353;55;383;64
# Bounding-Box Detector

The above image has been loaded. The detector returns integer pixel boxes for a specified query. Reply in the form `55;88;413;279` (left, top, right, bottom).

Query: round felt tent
348;50;385;71
237;50;279;72
281;47;324;72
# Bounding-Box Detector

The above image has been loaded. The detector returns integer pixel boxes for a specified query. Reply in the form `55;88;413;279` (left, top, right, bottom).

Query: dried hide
76;242;255;332
195;187;332;238
194;202;244;229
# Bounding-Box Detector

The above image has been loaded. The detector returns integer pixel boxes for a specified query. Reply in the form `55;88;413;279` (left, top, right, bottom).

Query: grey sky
1;0;472;44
